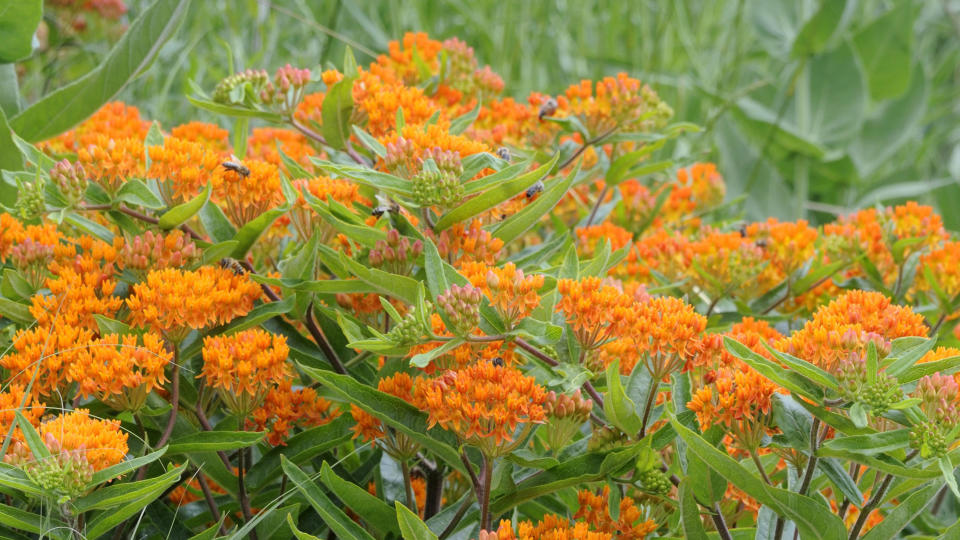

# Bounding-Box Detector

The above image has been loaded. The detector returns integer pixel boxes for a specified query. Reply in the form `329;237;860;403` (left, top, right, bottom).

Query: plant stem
479;454;493;531
304;301;347;374
424;463;445;519
514;337;604;408
460;451;480;492
401;459;418;515
711;503;733;540
155;357;181;448
638;376;659;438
195;386;234;469
237;434;258;540
584;184;610;227
748;449;772;485
78;203;205;241
290;117;366;165
848;473;894;540
557;126;618;171
197;473;228;536
438;496;473;540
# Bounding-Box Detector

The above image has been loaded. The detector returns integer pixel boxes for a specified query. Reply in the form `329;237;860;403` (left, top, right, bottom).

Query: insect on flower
492;356;504;367
371;199;401;217
538;97;558;120
496;147;511;162
525;180;544;199
222;158;251;177
219;257;247;276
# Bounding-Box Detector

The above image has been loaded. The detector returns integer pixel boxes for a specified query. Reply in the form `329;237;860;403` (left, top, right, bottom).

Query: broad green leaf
489;446;639;514
247;416;352;488
409;338;465;368
2;269;33;300
300;366;465;472
116;178;165;209
0;64;20;118
671;419;847;540
320;462;399;536
65;211;115;242
11;0;192;142
423;238;449;301
605;141;667;186
74;465;184;512
724;337;822;400
0;1;42;63
0;463;41;497
853;2;915;101
396;501;438;540
861;481;941;540
288;514;322;540
898;355;960;385
817;458;863;508
791;0;851;57
0;108;23;176
679;479;710;540
771;394;812;450
803;41;865;145
158;181;211;229
197;200;236;243
460;151;508;181
90;447;166;486
733;98;826;159
200;240;240;265
186;94;285;122
820;429;910;456
816;446;938;479
449;101;481;135
885;336;937;378
321;76;357;150
462;159;531;196
93;315;134;336
434;152;559;231
0;297;33;324
15;411;49;461
338;252;420;305
84;465;185;539
492;161;578;244
313;159;412;195
342;46;359;78
249;275;380;295
166;430;264;454
765;347;838;392
0;502;47;534
849;402;869;428
940;456;959;498
281;457;377;540
307;202;385;248
229;204;290;258
604;360;643;435
351;125;386;157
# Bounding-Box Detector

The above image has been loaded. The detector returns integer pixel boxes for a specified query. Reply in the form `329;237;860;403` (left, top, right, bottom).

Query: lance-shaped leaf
679;479;710;540
230;204;291;258
248;416;352;488
338;252;420;305
671;418;847;540
281;457;377;540
604;360;643;435
492;161;579;244
320;462;400;536
84;465;185;539
313;159;413;196
11;0;192;142
434;152;559;231
158;181;211;229
861;481;942;540
166;430;264;454
724;337;823;401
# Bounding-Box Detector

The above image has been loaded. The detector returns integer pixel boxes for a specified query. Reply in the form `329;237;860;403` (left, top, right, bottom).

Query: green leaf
489;446;639;514
679;479;710;540
10;0;192;142
321;76;357;150
116;178;165;209
320;462;399;536
771;394;812;450
248;416;352;488
0;297;33;324
898;355;960;385
0;502;47;534
604;360;643;435
313;159;412;196
820;429;910;456
733;98;826;159
790;259;846;295
853;2;915;101
803;41;866;145
605;140;666;186
287;513;322;540
158;181;211;229
190;518;227;540
434;152;559;231
423;238;450;301
449;102;481;135
85;465;185;539
15;411;49;462
308;201;385;248
817;458;863;508
396;501;438;540
849;402;869;429
200;240;239;265
338;252;420;305
186;94;285;122
461;159;531;196
197;200;236;243
0;463;41;497
166;430;264;454
861;481;941;540
74;465;184;512
281;457;377;540
724;337;822;401
65;211;115;242
940;456;959;499
764;346;838;391
671;419;847;540
409;338;465;368
230;204;290;258
791;0;851;57
299;366;464;472
492;160;578;244
93;314;133;336
0;1;42;63
0;108;23;175
351;125;386;157
90;447;166;486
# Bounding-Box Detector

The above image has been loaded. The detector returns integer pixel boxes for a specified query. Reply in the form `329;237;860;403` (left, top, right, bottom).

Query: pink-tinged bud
486;270;500;289
383;246;396;262
386;229;401;246
369;250;383;267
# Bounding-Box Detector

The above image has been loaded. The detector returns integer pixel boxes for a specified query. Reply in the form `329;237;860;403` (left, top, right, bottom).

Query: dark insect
738;224;748;237
496;147;511;162
219;257;247;275
538;98;558;120
755;239;768;250
525;180;544;199
222;161;251;177
371;201;401;217
492;357;504;367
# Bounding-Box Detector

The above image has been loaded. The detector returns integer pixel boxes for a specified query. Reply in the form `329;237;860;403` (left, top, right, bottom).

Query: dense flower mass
1;25;958;540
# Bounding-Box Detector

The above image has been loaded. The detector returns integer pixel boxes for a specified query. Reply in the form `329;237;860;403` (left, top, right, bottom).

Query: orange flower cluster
0;385;45;439
69;333;171;411
118;229;200;275
212;159;283;226
620;163;725;230
169;121;230;150
201;329;290;412
0;213;65;261
408;313;518;374
351;372;424;444
37;409;129;471
462;262;544;327
556;277;636;350
696;317;783;370
126;266;262;341
744;218;819;277
576;222;634;258
486;516;612;540
75;134;146;194
421;361;547;454
290;176;372;241
558;72;672;134
251;380;341;445
147;136;225;203
918;241;960;299
41;101;149;154
687;365;784;446
432;219;505;266
574;486;658;539
782;290;928;373
247;127;317;172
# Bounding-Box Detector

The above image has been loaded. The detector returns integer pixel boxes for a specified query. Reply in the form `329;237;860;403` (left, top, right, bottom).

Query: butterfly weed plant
2;3;960;539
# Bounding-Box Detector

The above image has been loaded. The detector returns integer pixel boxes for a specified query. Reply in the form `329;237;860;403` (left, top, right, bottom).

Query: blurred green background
19;0;960;226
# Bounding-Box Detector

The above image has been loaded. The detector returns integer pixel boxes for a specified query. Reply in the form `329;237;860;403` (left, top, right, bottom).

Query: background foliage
15;0;960;225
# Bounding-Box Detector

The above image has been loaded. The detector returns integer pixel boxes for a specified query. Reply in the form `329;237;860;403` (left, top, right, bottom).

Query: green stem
401;459;417;515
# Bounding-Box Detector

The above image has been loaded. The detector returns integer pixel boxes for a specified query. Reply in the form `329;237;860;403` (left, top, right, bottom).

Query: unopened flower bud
49;159;87;205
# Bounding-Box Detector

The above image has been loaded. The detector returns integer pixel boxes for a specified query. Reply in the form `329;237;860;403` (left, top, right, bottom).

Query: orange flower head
351;372;425;448
558;72;672;135
212;159;283;226
430;219;504;267
462;262;544;327
147;136;225;204
687;364;785;448
201;329;290;413
75;135;145;195
247;127;317;173
251;380;341;445
68;332;171;411
169;121;230;150
37;409;128;472
126;266;263;341
576;222;633;259
556;277;636;350
41;101;149;154
421;361;547;455
574;486;658;539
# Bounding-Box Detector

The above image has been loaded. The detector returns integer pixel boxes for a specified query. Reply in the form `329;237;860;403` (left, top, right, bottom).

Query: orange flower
355;69;442;137
620;163;725;230
421;361;547;455
126;266;263;341
576;222;633;258
557;72;672;135
169;121;230;151
38;409;129;471
381;124;488;168
351;372;424;446
201;329;290;413
462;262;544;327
76;135;145;195
695;317;783;370
408;314;518;374
683;229;772;301
687;364;784;448
0;385;45;440
0;214;65;261
488;516;611;540
247;127;317;172
290;176;372;242
574;486;658;539
782;290;928;373
918;241;960;299
556;277;636;350
744;218;819;276
250;380;341;445
1;323;94;396
68;332;171;411
117;229;200;275
41;101;149;154
431;219;504;267
147;136;225;204
212;159;283;226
